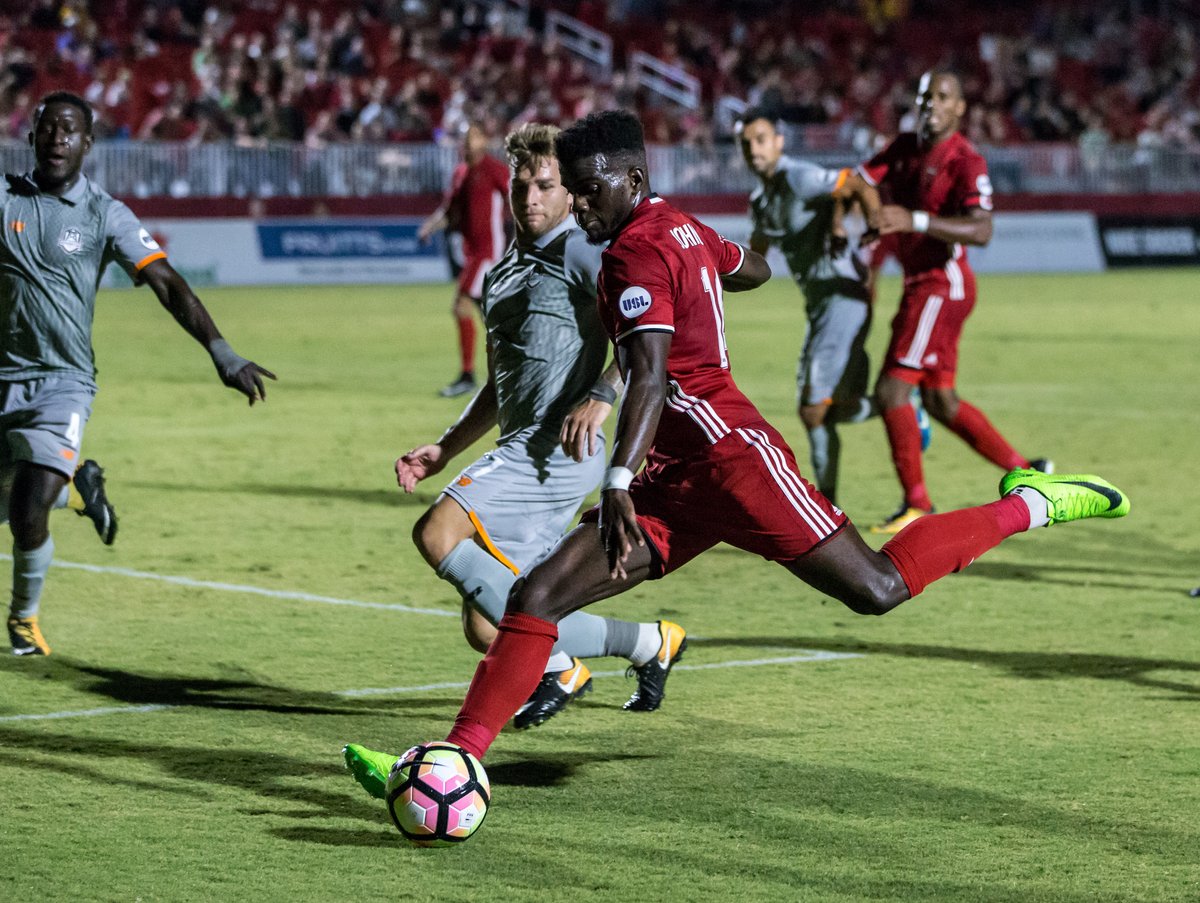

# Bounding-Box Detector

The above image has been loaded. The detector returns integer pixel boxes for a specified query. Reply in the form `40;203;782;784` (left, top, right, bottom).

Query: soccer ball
385;741;491;846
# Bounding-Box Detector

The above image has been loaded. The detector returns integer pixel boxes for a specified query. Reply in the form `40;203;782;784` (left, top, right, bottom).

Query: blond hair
505;122;561;173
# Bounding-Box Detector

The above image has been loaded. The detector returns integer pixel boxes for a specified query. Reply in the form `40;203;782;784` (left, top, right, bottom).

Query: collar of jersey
19;171;89;205
529;215;577;250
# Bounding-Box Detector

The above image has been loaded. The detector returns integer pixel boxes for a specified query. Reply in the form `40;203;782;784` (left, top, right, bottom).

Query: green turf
1;270;1197;902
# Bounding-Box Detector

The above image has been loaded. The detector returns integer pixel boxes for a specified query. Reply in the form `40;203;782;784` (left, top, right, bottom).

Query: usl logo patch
618;285;652;319
138;228;161;250
58;228;83;254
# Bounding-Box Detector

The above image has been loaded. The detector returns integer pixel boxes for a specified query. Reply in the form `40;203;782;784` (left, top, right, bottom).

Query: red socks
446;611;558;760
881;495;1031;597
947;401;1028;471
456;313;476;376
882;404;931;510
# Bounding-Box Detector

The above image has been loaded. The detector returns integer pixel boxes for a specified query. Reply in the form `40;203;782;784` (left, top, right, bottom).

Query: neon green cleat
999;468;1130;525
342;744;400;800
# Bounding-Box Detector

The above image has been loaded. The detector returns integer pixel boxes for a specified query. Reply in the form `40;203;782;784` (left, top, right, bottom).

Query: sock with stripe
456;314;476;375
447;611;557;760
882;403;931;510
947;401;1028;470
881;496;1031;597
10;536;54;619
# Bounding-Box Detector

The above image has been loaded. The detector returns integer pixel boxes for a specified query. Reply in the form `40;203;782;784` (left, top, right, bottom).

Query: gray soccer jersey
480;217;607;454
749;155;869;303
0;173;165;382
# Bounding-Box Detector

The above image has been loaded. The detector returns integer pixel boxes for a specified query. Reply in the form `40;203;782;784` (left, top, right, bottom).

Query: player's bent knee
505;573;566;623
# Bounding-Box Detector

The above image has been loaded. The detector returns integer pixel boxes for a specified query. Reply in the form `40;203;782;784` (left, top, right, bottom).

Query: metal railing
4;140;1199;198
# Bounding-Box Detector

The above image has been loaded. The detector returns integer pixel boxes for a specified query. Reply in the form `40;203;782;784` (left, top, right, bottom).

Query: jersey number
699;266;729;369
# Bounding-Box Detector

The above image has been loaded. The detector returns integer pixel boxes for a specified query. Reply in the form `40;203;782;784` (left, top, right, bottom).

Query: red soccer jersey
446;155;509;259
858;131;993;281
597;196;764;462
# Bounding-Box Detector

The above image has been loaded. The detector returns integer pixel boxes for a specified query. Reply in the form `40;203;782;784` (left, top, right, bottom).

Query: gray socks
11;536;54;619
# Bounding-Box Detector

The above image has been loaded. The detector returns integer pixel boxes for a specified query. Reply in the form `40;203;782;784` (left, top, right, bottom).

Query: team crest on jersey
57;228;83;254
138;228;161;250
618;285;652;319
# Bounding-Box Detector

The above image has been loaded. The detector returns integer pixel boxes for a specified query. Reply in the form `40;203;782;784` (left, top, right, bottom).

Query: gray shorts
798;294;871;406
0;375;95;477
442;438;605;573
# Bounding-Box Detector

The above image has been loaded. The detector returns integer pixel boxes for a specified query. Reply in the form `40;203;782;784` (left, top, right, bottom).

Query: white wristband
602;466;635;492
911;211;930;233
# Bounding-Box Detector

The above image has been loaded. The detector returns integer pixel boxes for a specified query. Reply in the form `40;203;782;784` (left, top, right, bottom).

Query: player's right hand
395;444;444;493
599;489;644;580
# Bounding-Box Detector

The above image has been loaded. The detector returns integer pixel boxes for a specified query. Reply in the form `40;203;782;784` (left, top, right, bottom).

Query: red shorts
584;421;847;577
457;254;498;300
883;279;976;389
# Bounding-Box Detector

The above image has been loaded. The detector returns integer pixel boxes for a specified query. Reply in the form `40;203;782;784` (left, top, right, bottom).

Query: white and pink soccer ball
385;741;491;846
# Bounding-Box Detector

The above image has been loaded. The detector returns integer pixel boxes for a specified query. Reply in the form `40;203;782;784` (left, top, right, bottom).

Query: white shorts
442;438;605;573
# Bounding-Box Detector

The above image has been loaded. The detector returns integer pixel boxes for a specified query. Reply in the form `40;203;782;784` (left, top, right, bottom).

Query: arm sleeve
694;218;745;275
857;134;908;187
956;152;994;212
600;238;676;344
785;160;846;200
104;200;166;281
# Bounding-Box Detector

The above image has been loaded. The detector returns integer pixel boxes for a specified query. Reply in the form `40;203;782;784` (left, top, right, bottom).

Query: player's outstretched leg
70;459;118;545
791;470;1129;613
343;744;400;800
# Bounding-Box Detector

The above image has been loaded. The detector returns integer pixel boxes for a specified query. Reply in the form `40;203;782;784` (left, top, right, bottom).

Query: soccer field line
0;651;861;722
0;554;458;618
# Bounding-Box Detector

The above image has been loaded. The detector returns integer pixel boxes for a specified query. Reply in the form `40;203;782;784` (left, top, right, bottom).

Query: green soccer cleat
999;468;1130;526
342;743;400;800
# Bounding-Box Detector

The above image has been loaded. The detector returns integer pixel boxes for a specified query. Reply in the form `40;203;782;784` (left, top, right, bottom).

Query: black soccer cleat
513;658;593;729
73;459;117;545
438;372;477;398
623;621;687;712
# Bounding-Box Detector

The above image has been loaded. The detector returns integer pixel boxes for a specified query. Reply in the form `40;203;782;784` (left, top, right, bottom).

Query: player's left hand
599;489;643;580
560;398;612;462
872;205;915;236
209;339;276;405
222;361;277;405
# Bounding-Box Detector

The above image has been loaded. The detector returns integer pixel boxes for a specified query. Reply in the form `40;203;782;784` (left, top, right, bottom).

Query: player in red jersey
348;111;1127;780
859;71;1052;533
418;124;509;397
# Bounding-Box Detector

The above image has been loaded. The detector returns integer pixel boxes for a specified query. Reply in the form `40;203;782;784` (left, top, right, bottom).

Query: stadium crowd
0;0;1195;153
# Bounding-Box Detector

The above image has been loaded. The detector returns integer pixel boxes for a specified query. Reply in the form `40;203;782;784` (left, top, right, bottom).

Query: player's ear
82;131;94;155
627;165;646;195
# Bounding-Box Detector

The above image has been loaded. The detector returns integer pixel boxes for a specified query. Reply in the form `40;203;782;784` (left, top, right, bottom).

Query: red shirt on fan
596;195;764;462
445;155;509;260
857;131;992;289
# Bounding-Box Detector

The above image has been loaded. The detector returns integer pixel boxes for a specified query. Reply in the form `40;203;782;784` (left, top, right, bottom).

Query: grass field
1;269;1197;902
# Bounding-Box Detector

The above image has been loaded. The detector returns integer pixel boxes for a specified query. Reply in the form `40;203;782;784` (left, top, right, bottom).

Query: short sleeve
694;218;745;275
600;237;676;343
105;199;166;280
857;134;912;187
563;229;604;300
785;160;846;201
956;152;994;212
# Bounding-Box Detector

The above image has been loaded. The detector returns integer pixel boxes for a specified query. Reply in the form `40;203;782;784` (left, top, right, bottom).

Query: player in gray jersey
2;92;274;656
740;109;916;505
386;123;686;736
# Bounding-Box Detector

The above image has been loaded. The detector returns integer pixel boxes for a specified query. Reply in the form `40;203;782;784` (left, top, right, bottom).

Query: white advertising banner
101;212;1103;290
